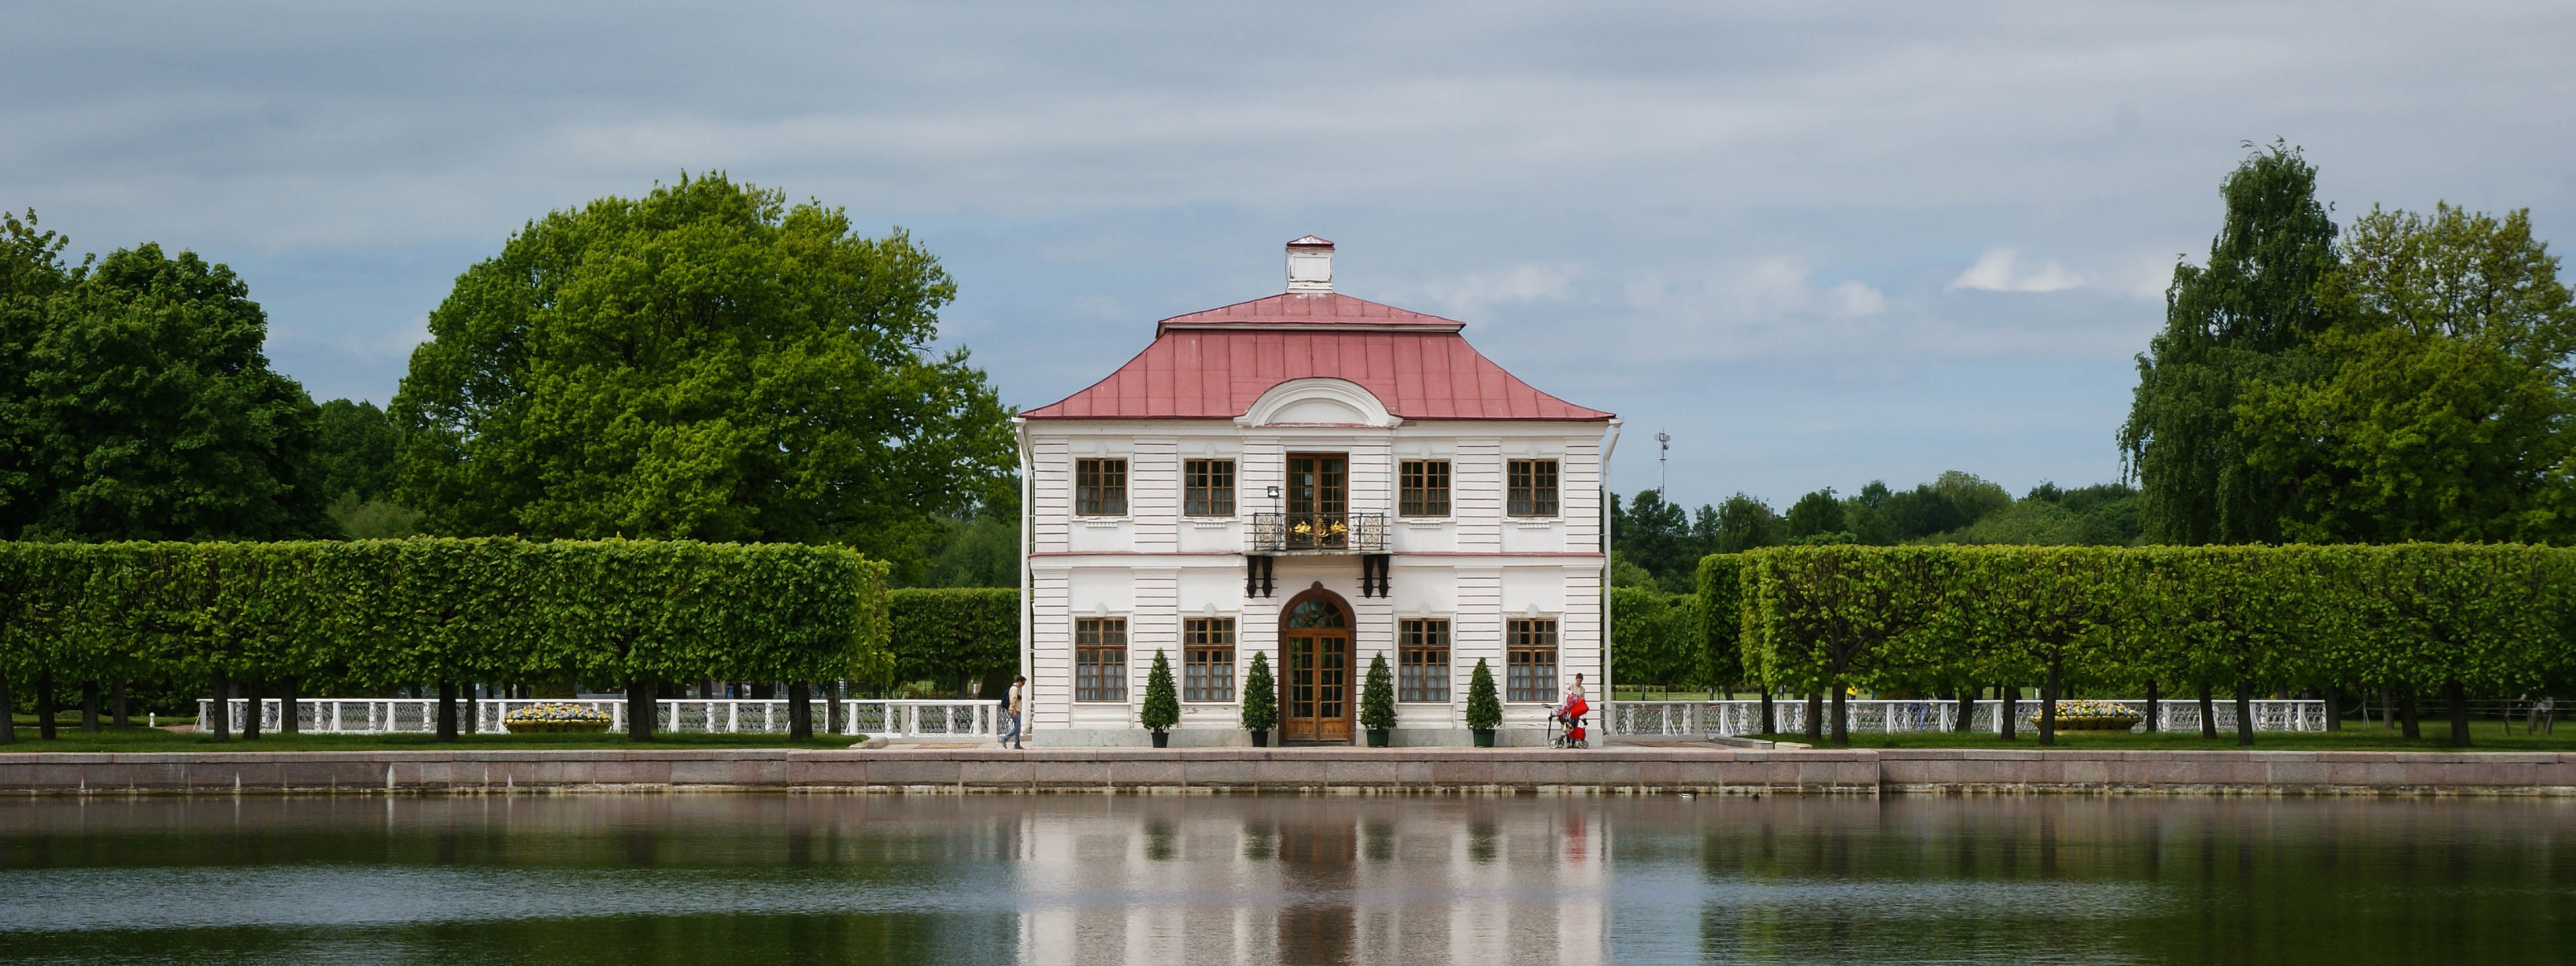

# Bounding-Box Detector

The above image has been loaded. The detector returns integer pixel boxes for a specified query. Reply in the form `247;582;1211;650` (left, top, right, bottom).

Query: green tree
392;174;1015;564
1784;489;1845;539
312;398;418;538
2122;142;2341;545
1611;489;1703;592
1712;493;1785;552
1465;658;1501;731
1140;649;1179;734
1359;651;1396;733
2238;205;2576;543
1241;650;1278;733
8;237;328;540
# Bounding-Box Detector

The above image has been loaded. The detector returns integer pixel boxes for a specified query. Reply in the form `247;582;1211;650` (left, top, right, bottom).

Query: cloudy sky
6;2;2572;510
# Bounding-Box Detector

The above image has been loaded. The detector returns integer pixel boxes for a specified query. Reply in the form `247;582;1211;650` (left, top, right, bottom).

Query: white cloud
1393;262;1576;318
1949;248;2085;293
1828;280;1886;317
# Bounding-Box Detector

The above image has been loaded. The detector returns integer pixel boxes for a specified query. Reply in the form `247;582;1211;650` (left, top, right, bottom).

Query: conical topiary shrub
1360;652;1397;745
1466;658;1501;745
1241;650;1278;745
1141;649;1179;747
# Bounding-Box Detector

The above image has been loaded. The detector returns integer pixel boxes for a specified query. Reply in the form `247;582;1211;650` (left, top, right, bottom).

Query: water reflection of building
1013;801;1606;964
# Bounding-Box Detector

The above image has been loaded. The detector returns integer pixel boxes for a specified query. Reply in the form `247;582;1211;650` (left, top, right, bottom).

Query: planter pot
1150;730;1170;748
1365;729;1390;747
1472;728;1496;748
1249;729;1269;747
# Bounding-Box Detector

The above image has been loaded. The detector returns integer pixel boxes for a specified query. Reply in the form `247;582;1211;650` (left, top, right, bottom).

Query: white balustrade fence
1608;699;2329;737
196;698;1001;737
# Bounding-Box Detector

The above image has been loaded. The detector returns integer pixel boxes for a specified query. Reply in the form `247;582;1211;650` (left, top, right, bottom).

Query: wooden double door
1281;593;1351;742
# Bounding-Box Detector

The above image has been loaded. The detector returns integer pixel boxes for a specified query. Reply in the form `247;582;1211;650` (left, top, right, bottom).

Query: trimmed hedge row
0;539;889;741
886;587;1018;694
1717;543;2575;745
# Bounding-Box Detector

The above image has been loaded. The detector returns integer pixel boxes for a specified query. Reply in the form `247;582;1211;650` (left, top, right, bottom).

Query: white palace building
1015;237;1620;745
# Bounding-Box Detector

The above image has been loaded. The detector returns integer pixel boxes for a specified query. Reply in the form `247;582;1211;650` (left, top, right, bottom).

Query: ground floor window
1183;617;1236;702
1506;617;1558;702
1399;618;1451;702
1075;617;1128;702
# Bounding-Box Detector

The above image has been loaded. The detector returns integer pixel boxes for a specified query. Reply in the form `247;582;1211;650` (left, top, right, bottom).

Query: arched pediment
1237;378;1400;428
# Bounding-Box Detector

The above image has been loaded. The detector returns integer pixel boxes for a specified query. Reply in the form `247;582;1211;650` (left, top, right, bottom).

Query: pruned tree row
1708;544;2574;746
0;539;890;743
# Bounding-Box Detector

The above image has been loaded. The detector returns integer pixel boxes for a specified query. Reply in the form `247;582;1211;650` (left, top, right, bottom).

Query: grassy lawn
0;722;867;753
1757;719;2576;752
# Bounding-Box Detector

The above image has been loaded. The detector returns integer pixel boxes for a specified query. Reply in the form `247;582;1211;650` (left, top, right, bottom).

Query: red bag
1564;695;1588;720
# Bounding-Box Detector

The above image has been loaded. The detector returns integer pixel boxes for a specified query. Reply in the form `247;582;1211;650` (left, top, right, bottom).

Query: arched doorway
1280;586;1352;742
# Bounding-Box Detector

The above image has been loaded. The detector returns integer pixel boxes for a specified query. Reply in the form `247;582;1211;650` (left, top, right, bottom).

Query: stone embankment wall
1;748;2571;796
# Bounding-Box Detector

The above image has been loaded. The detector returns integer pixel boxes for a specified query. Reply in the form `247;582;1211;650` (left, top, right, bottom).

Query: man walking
999;675;1026;749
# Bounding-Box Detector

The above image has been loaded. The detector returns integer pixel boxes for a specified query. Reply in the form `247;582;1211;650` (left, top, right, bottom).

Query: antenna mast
1655;431;1670;497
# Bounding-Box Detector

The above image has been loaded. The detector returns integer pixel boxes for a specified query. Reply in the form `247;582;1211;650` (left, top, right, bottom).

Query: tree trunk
0;677;14;744
2197;682;2217;740
464;684;478;735
1999;684;2018;741
2398;682;2420;740
37;670;57;741
1955;685;1976;733
80;680;100;733
279;677;299;735
1802;691;1822;742
1830;687;1849;746
208;672;232;741
789;682;813;741
2321;684;2339;732
827;679;844;737
1758;689;1776;734
626;677;656;741
2039;664;2059;745
2445;681;2471;747
436;682;458;741
2144;679;2161;733
112;679;129;728
242;676;262;741
2233;680;2255;746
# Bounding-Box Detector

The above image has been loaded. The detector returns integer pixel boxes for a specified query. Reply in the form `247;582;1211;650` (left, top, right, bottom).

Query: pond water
1;793;2570;964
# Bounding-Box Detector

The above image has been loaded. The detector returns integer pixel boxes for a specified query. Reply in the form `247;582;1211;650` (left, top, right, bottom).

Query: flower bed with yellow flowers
2027;700;2144;731
502;703;614;733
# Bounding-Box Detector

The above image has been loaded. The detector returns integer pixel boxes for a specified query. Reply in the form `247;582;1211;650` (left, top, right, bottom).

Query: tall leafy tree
1;217;326;541
393;175;1015;563
311;399;401;502
1712;493;1785;552
1784;489;1845;539
2238;204;2576;543
2121;142;2340;545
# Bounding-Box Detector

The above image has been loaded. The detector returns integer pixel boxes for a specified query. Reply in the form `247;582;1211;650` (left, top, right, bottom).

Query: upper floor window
1075;458;1127;516
1507;460;1559;517
1184;459;1236;517
1400;460;1451;517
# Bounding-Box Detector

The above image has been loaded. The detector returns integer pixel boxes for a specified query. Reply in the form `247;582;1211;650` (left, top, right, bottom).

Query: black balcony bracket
1245;555;1277;598
1360;554;1391;598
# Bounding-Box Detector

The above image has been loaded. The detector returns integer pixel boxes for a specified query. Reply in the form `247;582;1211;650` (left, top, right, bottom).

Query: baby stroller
1550;695;1589;749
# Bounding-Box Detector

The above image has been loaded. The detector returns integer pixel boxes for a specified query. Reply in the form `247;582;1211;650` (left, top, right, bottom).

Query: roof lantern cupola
1286;235;1334;294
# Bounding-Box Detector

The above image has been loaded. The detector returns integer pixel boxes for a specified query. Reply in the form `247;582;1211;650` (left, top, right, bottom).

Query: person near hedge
998;675;1026;749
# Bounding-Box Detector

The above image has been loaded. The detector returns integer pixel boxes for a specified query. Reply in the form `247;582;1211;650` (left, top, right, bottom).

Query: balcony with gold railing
1249;512;1388;555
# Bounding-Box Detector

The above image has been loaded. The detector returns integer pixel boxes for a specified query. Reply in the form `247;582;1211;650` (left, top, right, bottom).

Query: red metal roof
1025;292;1612;422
